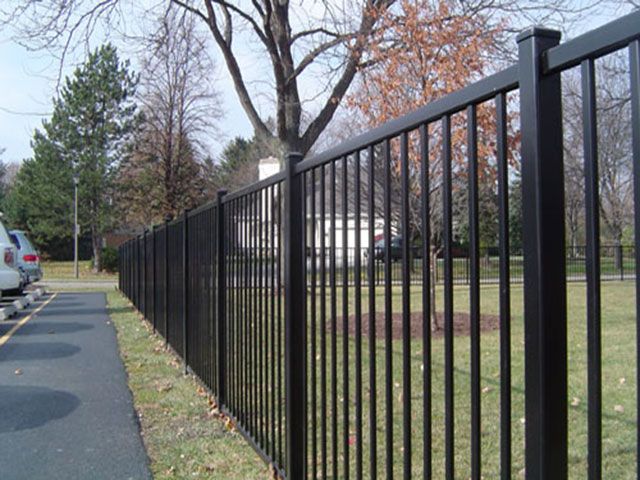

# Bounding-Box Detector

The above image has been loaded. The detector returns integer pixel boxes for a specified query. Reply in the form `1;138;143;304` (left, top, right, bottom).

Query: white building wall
251;157;383;264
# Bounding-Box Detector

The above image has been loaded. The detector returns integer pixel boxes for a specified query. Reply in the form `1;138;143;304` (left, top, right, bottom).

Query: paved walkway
0;292;151;480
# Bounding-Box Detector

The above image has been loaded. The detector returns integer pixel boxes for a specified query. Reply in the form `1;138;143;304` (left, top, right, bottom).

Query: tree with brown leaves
346;0;514;328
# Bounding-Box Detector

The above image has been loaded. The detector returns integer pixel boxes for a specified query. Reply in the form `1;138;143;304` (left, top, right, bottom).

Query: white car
0;218;22;296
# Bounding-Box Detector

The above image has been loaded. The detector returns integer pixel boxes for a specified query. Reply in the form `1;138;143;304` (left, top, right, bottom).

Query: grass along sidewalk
107;291;269;479
42;260;118;280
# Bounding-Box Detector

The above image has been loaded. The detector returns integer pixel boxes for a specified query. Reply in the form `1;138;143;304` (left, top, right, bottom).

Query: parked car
0;219;22;295
366;235;423;262
10;230;42;284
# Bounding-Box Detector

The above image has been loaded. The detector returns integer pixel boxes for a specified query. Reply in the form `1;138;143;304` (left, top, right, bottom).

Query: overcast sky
0;2;630;165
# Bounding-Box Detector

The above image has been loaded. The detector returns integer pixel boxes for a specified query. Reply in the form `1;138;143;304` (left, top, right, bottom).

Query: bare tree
2;0;398;155
562;83;585;253
4;0;624;159
562;54;634;264
117;7;223;226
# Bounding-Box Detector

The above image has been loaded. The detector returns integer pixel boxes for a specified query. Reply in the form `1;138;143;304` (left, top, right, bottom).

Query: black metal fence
120;11;640;480
304;245;635;285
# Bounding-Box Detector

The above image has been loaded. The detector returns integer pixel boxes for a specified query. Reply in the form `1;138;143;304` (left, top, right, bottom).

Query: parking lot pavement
0;292;151;480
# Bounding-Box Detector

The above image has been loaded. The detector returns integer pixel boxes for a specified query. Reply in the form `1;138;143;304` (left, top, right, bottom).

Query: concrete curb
0;304;17;320
12;298;28;310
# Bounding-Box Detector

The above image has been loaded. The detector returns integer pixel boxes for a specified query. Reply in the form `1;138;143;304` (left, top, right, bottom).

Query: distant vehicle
366;235;423;262
10;230;42;284
0;219;23;295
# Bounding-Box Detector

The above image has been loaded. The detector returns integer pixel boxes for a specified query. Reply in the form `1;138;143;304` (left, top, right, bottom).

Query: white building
257;157;384;261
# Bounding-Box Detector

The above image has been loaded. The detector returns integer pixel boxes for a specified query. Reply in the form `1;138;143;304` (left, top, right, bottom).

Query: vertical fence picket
467;103;481;480
367;144;378;480
183;210;189;374
164;219;169;347
581;57;602;480
420;123;432;480
496;91;512;480
442;114;454;480
629;37;640;478
217;191;228;406
152;225;156;332
400;131;411;480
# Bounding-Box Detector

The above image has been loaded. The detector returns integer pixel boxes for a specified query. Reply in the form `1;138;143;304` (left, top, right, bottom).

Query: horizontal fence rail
120;9;640;480
252;245;632;287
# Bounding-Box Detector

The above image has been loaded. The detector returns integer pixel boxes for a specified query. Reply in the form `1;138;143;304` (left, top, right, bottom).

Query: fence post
183;209;189;375
143;229;147;318
137;235;142;310
164;218;170;347
216;190;228;405
118;245;122;291
283;152;305;479
619;244;624;280
152;225;156;332
518;28;568;479
134;238;137;306
118;244;122;291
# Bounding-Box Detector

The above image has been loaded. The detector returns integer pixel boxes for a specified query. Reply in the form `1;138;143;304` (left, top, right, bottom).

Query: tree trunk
614;240;623;270
569;227;577;258
482;247;491;269
92;228;102;273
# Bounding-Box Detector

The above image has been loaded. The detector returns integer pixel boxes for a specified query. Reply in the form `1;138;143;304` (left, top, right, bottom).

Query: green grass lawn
115;278;637;479
41;260;118;280
107;291;269;479
222;280;636;478
294;281;637;478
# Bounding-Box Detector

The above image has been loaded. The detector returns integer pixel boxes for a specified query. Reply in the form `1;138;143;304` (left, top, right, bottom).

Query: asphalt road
0;292;151;480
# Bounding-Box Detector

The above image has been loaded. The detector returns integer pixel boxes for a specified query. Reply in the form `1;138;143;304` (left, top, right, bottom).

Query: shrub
101;246;119;273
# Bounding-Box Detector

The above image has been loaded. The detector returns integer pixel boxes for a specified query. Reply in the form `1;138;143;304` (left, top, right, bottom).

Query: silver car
9;230;42;284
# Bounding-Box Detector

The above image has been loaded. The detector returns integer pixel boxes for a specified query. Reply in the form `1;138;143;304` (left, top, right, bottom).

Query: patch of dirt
330;311;500;339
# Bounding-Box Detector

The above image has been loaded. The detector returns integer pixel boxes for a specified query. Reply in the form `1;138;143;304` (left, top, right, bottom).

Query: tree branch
301;0;395;152
290;35;351;80
169;0;208;23
199;0;271;140
291;27;342;43
210;0;269;45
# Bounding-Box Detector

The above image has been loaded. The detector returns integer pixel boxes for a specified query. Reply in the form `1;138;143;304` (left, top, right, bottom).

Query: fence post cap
516;26;561;43
285;151;303;164
217;189;228;198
